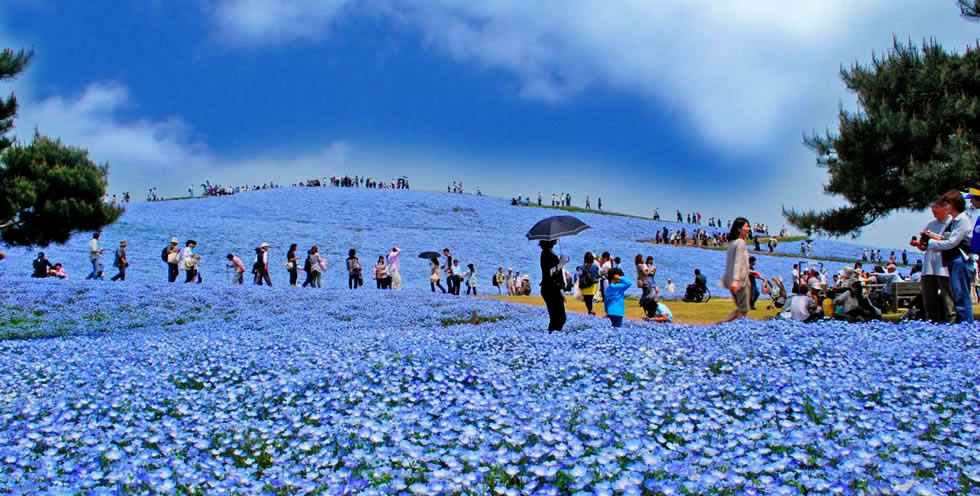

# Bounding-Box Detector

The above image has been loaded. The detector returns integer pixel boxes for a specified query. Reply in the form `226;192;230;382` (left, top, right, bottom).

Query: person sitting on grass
641;289;673;323
32;252;53;278
49;263;68;279
834;281;881;323
786;283;823;323
604;268;633;328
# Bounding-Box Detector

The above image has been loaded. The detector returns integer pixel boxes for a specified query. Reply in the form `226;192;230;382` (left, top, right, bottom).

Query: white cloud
211;0;354;44
207;0;978;152
13;82;352;196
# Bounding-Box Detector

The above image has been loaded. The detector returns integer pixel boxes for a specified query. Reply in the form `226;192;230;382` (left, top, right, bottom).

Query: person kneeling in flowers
641;289;672;323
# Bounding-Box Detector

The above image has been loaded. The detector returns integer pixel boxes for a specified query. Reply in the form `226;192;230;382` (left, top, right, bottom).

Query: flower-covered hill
1;188;855;294
1;284;978;493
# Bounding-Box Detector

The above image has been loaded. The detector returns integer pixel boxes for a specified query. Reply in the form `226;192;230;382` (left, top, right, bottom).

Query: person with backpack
579;252;600;316
493;267;505;294
254;243;272;286
346;248;362;289
163;238;180;282
110;240;128;281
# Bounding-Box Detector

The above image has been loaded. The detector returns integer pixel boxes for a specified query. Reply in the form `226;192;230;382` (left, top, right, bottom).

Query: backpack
492;273;500;286
578;266;597;289
161;246;169;262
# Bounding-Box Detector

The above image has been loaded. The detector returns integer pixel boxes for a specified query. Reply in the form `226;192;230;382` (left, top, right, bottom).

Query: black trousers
185;269;197;283
289;269;298;286
542;289;566;332
111;266;126;281
584;294;595;315
256;269;272;286
168;263;179;282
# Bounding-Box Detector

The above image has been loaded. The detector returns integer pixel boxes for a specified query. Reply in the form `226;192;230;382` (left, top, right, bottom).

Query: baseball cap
965;185;980;199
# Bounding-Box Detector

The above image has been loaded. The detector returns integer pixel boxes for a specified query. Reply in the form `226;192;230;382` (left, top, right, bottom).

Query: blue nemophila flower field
0;189;978;494
0;281;978;494
0;188;855;298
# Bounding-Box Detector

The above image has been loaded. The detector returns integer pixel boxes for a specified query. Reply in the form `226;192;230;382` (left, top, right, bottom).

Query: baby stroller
682;283;710;303
765;276;788;309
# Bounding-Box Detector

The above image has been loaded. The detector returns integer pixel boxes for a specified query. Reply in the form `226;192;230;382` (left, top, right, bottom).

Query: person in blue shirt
641;292;673;323
604;268;633;328
968;185;980;255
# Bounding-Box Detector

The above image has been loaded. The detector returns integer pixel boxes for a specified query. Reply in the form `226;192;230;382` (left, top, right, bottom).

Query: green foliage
960;0;980;20
786;36;980;236
0;47;33;154
0;131;123;246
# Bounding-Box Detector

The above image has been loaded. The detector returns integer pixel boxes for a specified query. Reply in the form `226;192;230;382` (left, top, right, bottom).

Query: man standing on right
85;232;104;280
923;191;973;323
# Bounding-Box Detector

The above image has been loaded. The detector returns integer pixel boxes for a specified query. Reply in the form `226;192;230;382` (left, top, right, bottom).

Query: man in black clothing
539;240;566;332
32;252;53;278
443;248;455;295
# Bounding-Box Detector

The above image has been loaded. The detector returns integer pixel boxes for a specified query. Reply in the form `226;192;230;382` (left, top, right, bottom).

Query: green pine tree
785;35;980;236
0;47;33;153
960;0;980;20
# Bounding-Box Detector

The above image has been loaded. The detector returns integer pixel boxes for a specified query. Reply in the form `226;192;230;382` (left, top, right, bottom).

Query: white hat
171;237;178;243
260;242;270;248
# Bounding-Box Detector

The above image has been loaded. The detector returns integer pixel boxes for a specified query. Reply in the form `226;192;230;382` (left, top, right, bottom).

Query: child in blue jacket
604;268;633;328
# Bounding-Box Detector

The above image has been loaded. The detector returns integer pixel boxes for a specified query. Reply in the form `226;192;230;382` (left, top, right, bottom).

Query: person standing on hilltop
585;196;591;210
598;198;602;211
539;239;566;333
718;217;752;324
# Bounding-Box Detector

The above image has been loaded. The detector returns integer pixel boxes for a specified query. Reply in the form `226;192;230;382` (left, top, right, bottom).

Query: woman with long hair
718;217;752;323
287;243;299;286
430;258;446;293
635;254;649;302
374;255;388;289
539;239;566;333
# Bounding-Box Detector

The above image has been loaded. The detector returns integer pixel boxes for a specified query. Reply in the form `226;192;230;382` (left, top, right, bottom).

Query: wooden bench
890;281;921;313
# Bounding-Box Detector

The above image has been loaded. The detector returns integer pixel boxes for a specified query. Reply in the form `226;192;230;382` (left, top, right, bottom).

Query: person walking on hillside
226;253;246;284
442;249;456;295
493;267;505;294
597;197;602;211
255;243;273;286
164;238;180;282
374;255;389;289
635;254;651;303
347;248;362;289
718;217;752;323
451;259;464;295
86;232;104;280
303;246;323;288
604;268;632;328
182;240;201;284
922;191;974;323
388;246;402;290
111;240;128;281
580;252;600;316
430;258;446;293
585;196;591;210
539;239;566;333
464;263;478;295
286;243;299;286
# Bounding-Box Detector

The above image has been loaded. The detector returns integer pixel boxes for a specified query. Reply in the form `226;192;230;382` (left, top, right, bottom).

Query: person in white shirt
788;283;821;322
921;191;974;323
911;197;954;323
181;240;202;284
85;232;104;280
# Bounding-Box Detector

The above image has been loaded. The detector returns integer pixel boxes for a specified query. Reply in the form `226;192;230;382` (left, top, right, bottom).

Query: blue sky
1;1;977;247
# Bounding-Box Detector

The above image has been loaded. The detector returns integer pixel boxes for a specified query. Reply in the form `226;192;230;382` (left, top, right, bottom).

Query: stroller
764;276;788;309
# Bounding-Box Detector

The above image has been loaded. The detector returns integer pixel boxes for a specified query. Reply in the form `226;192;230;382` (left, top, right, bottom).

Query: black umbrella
526;215;590;241
418;251;441;260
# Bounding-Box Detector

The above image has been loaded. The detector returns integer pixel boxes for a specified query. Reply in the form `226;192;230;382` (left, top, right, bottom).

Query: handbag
285;262;295;270
318;258;327;271
167;251;179;264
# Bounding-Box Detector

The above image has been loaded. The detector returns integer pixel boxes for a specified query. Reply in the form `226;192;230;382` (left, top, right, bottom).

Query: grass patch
440;315;505;327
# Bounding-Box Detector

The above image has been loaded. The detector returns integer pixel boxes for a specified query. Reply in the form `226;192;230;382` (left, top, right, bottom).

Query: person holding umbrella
539;239;566;333
419;252;446;293
527;215;590;333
